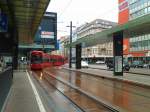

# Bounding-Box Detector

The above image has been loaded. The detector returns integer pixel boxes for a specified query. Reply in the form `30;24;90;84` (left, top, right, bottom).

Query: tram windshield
31;55;42;64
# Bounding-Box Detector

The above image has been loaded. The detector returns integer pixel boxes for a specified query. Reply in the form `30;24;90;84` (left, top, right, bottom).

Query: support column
76;44;82;69
113;31;123;76
69;21;72;68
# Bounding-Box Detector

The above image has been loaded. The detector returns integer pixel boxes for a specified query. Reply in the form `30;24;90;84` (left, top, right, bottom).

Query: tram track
30;70;84;112
31;69;118;112
44;70;122;112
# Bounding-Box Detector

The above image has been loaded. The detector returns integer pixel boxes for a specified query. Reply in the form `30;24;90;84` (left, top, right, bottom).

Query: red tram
30;50;67;70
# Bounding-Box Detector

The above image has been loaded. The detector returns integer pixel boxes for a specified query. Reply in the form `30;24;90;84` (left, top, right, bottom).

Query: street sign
0;13;8;32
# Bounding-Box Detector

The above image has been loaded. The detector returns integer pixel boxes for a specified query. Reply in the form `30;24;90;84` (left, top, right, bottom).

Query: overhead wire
58;0;73;18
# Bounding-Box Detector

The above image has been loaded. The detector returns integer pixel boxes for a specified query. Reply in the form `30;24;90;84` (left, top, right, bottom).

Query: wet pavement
33;70;113;112
44;67;150;112
4;71;40;112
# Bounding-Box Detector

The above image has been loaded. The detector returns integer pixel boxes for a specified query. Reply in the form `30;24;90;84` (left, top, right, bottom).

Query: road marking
26;70;46;112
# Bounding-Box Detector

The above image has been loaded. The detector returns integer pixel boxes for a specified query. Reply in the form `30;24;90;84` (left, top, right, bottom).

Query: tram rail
44;70;120;112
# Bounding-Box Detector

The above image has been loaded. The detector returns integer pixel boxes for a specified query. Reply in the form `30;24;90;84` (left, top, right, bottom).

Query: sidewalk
63;65;150;88
3;71;41;112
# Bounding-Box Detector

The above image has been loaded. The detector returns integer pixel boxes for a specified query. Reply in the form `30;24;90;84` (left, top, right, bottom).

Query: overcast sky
46;0;118;38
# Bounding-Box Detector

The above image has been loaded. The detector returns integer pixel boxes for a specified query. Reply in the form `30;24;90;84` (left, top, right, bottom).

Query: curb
89;66;150;76
63;67;150;89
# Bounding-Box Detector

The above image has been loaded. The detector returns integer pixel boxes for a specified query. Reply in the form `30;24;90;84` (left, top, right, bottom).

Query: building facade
75;19;117;62
119;0;150;61
54;35;69;57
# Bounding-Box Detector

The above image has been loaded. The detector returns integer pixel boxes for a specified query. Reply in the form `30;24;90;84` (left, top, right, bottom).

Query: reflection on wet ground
33;70;113;112
31;70;83;112
44;67;150;112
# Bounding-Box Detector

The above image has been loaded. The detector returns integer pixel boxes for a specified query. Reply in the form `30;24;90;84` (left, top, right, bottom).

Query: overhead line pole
67;21;75;68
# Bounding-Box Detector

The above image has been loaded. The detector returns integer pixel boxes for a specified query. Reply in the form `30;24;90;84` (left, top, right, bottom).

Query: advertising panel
0;13;8;32
115;56;122;72
34;12;57;50
41;31;54;39
123;38;129;55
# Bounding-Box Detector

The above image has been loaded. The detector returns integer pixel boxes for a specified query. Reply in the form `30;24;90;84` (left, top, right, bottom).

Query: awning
0;0;51;44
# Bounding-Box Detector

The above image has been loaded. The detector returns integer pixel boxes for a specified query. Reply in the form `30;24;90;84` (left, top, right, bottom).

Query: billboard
34;12;57;50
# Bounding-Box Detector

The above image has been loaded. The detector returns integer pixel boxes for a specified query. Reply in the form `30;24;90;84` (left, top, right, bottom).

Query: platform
63;65;150;88
2;69;85;112
3;70;42;112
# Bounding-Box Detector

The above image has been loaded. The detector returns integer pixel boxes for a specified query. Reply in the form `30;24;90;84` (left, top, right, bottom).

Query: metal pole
69;21;72;68
42;38;44;51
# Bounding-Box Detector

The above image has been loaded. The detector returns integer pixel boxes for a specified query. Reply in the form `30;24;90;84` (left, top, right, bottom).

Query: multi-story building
119;0;150;62
75;19;117;62
58;35;70;57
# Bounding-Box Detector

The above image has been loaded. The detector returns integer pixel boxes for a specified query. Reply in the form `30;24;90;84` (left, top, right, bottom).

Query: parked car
81;61;88;68
123;62;130;71
106;61;130;71
95;60;105;64
143;62;150;69
130;61;143;68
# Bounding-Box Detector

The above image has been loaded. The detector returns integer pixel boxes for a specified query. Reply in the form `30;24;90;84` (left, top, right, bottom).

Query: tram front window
31;55;42;64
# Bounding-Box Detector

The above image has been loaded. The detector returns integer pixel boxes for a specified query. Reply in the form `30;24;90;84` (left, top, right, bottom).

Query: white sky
46;0;118;38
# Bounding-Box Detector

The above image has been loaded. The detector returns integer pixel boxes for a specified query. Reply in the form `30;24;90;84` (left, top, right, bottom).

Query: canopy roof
0;0;50;44
66;14;150;47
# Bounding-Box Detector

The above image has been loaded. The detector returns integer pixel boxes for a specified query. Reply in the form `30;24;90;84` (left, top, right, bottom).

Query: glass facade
130;34;150;51
128;0;150;20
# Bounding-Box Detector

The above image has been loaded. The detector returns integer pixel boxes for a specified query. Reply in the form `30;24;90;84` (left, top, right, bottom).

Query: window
145;8;148;14
148;7;150;12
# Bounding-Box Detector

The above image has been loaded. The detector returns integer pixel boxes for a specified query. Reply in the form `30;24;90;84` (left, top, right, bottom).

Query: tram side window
43;57;49;63
52;58;57;62
49;58;53;63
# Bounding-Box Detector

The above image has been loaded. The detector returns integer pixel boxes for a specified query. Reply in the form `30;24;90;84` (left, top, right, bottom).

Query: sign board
41;31;54;39
44;13;56;17
0;13;8;32
115;56;122;72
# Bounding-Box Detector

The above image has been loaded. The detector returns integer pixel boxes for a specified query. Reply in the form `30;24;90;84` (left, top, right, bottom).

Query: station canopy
0;0;50;44
66;14;150;48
